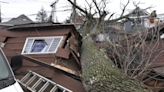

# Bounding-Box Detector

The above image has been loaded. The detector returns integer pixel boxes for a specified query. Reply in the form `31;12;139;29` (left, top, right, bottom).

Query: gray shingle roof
3;14;33;25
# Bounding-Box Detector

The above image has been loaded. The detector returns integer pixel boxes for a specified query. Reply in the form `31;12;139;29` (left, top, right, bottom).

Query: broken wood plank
21;55;81;79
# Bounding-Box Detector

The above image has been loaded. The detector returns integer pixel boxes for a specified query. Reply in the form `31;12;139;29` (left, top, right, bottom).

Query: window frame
21;36;63;55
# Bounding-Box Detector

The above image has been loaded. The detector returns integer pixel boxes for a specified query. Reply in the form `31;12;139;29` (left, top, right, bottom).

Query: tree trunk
80;36;148;92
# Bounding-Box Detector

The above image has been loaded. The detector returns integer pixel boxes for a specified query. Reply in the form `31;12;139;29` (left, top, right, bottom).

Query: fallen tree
81;36;148;92
67;0;150;91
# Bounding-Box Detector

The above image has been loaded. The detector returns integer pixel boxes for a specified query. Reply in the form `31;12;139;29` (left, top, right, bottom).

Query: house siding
0;24;85;92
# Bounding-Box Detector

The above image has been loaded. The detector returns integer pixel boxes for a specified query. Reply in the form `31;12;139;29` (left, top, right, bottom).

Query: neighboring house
128;7;149;18
0;22;85;92
2;14;33;25
123;7;164;31
128;7;150;25
123;7;150;32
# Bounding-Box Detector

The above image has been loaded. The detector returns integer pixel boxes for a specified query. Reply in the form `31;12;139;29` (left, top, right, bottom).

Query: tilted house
0;22;85;92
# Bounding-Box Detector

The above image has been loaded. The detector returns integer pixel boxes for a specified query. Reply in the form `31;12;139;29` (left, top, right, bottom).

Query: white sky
1;0;164;22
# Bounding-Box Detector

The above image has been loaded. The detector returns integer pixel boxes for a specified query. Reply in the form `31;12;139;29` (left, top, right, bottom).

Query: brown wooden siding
8;29;70;37
1;24;84;92
0;36;6;42
16;65;85;92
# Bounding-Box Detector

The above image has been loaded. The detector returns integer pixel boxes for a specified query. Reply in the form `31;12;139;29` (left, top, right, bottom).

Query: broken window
22;36;63;54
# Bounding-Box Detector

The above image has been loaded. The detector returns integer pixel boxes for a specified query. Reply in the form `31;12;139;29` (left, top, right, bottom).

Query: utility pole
49;0;59;22
0;1;9;23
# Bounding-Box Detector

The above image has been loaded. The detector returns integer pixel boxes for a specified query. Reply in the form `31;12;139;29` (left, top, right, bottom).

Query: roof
3;14;33;25
129;7;150;18
8;22;76;30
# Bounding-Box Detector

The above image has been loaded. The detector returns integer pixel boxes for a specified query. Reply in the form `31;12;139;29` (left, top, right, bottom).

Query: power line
1;8;72;20
28;9;72;16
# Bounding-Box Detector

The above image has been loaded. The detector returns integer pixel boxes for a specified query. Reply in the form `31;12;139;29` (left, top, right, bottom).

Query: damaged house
0;22;85;92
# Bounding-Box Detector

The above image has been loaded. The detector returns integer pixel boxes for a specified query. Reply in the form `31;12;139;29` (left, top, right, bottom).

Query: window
22;36;63;54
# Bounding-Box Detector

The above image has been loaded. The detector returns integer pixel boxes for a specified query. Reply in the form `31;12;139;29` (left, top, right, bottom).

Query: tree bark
80;37;148;92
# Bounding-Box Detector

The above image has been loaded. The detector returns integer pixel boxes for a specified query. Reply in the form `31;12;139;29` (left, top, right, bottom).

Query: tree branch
109;13;130;22
120;0;130;17
67;0;88;16
92;0;101;17
108;13;115;20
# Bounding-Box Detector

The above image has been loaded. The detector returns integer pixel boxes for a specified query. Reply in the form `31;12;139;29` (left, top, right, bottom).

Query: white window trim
21;36;63;55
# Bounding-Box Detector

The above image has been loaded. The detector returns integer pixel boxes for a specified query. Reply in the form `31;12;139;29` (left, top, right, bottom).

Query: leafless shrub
106;26;164;90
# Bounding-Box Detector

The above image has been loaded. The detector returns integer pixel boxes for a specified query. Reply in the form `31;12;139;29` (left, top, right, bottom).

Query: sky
1;0;164;22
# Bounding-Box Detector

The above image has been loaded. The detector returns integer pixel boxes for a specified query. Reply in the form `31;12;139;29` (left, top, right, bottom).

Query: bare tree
67;0;135;34
68;0;109;34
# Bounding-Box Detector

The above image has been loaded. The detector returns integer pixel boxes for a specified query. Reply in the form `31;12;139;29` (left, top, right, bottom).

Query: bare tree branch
120;0;130;17
92;0;101;17
109;13;130;22
133;1;142;8
84;0;94;14
108;13;115;20
102;0;107;11
67;0;88;16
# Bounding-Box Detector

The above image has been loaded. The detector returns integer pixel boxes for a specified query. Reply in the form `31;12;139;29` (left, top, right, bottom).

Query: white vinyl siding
22;36;63;54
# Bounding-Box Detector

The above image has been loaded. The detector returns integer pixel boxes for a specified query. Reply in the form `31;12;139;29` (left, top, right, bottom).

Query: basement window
22;36;63;54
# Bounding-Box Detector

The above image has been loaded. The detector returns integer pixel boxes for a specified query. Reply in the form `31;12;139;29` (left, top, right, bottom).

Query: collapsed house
0;22;85;92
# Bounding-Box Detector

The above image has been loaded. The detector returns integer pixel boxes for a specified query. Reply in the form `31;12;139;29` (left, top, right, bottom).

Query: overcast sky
1;0;164;22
